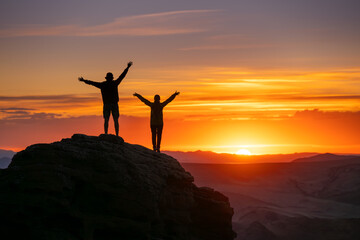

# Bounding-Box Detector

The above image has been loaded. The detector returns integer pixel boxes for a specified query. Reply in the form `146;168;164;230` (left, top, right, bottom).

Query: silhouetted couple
78;62;179;152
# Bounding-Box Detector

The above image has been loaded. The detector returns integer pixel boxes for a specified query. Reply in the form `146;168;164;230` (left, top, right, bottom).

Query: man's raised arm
133;93;152;106
78;77;102;88
115;61;133;85
162;91;180;107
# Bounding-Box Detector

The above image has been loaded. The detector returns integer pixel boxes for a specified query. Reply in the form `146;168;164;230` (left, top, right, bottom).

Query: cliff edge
0;134;235;240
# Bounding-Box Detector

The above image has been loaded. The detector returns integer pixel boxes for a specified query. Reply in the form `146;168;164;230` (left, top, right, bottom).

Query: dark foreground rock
0;134;236;240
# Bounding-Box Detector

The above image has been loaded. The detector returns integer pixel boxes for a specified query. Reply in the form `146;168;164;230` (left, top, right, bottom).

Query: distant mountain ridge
0;149;15;169
0;149;16;159
2;148;359;167
164;150;318;164
292;153;360;163
0;157;12;169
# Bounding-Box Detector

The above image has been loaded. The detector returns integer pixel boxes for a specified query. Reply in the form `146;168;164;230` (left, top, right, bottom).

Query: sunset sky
1;0;360;154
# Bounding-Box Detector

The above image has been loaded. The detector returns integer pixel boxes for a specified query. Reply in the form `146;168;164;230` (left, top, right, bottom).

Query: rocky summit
0;134;235;240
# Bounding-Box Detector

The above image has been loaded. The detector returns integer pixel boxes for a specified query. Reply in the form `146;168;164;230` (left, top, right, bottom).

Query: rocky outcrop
0;134;236;240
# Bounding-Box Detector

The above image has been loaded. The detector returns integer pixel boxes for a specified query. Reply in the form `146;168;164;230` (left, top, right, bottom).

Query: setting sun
236;149;252;156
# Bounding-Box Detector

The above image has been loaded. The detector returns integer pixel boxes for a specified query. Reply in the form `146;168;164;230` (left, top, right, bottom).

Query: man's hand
174;91;180;96
78;77;85;82
127;61;133;68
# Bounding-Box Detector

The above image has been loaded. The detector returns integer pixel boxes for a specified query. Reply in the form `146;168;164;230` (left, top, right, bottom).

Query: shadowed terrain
182;154;360;240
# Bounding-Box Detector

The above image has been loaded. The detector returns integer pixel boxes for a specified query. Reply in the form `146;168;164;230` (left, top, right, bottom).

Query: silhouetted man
78;61;133;136
133;91;179;152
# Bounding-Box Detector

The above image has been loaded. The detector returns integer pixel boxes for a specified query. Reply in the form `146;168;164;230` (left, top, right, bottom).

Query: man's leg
156;125;163;152
151;126;156;151
103;104;110;134
112;103;120;136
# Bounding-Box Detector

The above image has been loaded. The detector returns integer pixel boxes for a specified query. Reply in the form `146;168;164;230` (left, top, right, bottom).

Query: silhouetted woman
133;91;180;152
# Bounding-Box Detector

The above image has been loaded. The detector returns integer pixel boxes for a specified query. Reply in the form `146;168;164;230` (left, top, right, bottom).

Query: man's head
154;95;160;102
105;72;114;81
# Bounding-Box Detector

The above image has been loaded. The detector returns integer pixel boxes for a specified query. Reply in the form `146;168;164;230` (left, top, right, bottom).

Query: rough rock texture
0;134;236;240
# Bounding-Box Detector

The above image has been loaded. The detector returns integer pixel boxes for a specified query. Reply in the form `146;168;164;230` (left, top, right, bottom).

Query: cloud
0;10;220;37
1;111;62;120
183;93;360;102
0;93;138;120
0;94;135;104
2;92;360;122
293;109;360;120
0;94;99;102
0;107;35;111
0;94;101;115
178;44;271;51
0;105;63;120
2;109;360;154
178;32;274;51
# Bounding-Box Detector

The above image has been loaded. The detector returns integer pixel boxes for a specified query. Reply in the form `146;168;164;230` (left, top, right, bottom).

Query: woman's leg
156;125;163;152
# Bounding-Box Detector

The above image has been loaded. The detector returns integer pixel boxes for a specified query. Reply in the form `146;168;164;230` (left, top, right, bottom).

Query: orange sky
1;1;360;154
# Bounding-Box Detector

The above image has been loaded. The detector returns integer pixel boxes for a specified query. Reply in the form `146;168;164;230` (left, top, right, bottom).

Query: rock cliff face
0;134;236;240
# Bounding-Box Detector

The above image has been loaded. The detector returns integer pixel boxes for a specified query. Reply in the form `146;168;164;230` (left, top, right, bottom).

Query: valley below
181;155;360;239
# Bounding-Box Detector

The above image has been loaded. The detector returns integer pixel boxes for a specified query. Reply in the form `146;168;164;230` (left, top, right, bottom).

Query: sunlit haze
1;0;360;155
236;149;252;156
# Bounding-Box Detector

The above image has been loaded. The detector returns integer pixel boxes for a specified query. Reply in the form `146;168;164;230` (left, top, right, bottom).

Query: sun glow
236;149;252;155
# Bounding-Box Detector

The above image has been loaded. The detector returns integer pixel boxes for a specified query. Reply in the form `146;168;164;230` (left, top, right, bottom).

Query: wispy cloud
0;107;35;111
293;109;360;120
2;109;360;154
179;44;271;51
178;32;274;51
0;94;99;102
0;10;220;37
0;105;64;120
0;93;140;119
184;94;360;102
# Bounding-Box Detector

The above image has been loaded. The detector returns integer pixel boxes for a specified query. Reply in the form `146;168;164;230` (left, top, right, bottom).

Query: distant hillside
181;158;360;240
164;150;317;164
293;153;359;163
0;149;16;169
0;157;12;169
0;149;16;159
